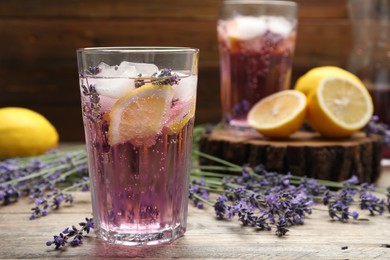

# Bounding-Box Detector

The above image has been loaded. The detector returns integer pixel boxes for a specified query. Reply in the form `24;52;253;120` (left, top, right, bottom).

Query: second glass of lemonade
77;47;199;246
218;0;298;129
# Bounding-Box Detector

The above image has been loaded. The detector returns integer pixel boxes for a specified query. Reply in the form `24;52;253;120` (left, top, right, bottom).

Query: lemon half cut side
247;90;307;138
307;77;373;137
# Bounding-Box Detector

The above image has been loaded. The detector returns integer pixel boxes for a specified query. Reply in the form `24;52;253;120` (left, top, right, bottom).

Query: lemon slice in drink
307;77;373;137
109;83;174;146
247;90;307;138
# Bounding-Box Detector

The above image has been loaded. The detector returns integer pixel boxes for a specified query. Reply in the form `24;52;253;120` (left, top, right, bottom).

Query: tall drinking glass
218;0;298;129
348;0;390;158
77;47;199;246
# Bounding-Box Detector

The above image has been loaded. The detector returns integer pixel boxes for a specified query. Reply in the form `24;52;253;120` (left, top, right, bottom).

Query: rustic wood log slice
199;129;383;183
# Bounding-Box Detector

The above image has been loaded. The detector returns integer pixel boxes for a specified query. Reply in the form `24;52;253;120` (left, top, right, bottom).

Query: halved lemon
108;83;174;146
306;76;373;137
247;90;307;138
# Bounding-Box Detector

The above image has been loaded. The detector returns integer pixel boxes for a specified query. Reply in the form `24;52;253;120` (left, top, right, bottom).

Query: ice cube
92;62;137;98
92;78;135;99
97;62;137;78
173;74;197;101
98;62;111;71
117;61;138;77
123;62;159;77
228;16;267;40
267;17;293;37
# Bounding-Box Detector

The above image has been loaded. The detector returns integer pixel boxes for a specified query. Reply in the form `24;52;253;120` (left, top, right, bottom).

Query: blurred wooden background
0;0;352;141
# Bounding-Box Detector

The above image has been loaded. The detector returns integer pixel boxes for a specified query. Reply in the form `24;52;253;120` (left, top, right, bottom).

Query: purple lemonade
77;47;199;246
218;15;297;129
368;87;390;158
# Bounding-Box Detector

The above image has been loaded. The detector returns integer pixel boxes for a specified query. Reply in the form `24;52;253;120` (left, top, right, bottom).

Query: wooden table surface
1;164;390;259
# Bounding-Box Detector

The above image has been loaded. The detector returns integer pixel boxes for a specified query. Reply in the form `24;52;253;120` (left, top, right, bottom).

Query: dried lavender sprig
189;178;214;209
192;151;387;194
0;147;88;208
194;165;242;173
63;177;90;192
151;68;181;86
0;150;87;186
29;177;89;220
193;150;242;170
30;189;74;220
135;68;181;88
359;184;385;215
190;167;317;236
46;218;94;249
323;189;359;222
191;150;390;237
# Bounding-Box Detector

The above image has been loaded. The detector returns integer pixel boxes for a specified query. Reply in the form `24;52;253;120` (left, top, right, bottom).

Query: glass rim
223;0;298;7
77;46;200;54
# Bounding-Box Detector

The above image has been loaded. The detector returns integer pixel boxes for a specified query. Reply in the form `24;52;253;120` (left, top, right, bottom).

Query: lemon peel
0;107;59;157
294;66;364;97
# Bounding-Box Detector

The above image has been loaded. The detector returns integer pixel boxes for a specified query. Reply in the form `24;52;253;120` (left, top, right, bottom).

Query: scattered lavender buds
323;189;359;222
191;150;390;237
359;186;385;215
46;218;94;249
206;166;316;236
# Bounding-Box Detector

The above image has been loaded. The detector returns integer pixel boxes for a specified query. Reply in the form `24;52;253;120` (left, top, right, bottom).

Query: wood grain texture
0;0;348;19
0;0;354;141
199;129;383;182
1;190;390;259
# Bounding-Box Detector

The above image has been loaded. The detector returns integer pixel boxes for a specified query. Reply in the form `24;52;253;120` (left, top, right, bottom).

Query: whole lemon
294;66;364;97
0;107;59;157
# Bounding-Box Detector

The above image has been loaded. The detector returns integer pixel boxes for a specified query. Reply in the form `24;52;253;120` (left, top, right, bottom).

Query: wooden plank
0;0;348;19
296;20;352;60
0;19;351;64
0;0;224;19
0;192;390;259
0;19;219;63
296;0;349;18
